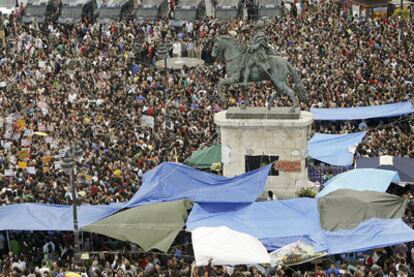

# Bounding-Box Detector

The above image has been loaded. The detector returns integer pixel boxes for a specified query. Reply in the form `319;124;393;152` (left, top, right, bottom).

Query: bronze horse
212;36;307;112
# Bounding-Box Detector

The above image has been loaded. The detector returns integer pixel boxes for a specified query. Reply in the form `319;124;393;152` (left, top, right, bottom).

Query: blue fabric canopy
308;132;367;166
0;162;272;231
186;199;324;251
0;203;121;231
125;162;272;208
2;159;412;256
187;199;414;254
324;218;414;254
311;101;414;121
317;168;401;198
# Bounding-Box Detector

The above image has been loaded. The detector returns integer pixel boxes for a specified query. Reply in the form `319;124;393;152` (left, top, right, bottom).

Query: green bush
296;187;317;198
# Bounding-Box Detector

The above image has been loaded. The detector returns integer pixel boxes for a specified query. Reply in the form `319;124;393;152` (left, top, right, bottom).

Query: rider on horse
241;21;275;86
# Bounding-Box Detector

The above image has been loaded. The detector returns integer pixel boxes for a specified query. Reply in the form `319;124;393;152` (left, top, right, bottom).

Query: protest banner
141;115;155;128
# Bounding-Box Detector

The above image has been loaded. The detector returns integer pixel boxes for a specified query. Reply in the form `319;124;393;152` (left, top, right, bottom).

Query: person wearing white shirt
68;92;77;103
172;41;182;57
186;22;193;34
37;261;50;277
295;1;302;15
35;37;43;49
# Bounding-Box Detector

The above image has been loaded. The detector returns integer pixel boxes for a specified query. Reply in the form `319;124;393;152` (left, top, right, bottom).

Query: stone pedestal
214;107;313;199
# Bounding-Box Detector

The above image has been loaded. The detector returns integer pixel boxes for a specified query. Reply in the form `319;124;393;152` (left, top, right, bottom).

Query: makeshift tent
187;199;324;251
311;101;414;120
125;162;272;208
192;226;270;266
318;189;407;231
308;132;367;166
82;200;191;252
184;144;222;169
0;203;121;231
356;156;414;183
316;168;401;198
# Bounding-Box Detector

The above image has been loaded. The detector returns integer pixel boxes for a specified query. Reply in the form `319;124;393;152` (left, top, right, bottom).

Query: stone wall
214;109;313;198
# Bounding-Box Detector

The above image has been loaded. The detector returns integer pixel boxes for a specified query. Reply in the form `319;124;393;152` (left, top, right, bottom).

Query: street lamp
61;143;83;265
156;37;173;129
156;36;173;70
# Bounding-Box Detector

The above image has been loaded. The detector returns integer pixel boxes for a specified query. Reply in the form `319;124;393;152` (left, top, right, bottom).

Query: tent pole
6;231;11;252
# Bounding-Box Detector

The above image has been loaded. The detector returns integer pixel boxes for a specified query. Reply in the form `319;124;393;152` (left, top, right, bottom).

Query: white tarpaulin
192;226;270;266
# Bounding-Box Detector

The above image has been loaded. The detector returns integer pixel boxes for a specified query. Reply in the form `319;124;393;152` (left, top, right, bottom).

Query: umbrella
82;200;191;252
356;156;414;183
184;144;222;169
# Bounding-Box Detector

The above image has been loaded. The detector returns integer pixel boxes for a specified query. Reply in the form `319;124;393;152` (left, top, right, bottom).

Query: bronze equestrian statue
212;22;307;112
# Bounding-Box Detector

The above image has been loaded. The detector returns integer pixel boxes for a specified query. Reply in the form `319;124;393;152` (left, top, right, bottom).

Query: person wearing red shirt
146;106;155;116
315;266;326;277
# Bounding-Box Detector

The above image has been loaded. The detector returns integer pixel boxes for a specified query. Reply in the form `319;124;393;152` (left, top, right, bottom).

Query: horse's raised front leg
275;81;297;113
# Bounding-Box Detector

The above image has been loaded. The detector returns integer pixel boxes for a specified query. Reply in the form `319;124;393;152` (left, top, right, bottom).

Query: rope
87;249;195;261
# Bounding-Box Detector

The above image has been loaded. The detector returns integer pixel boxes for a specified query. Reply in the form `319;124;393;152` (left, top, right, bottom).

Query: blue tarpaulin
187;199;414;254
324;218;414;254
311;101;414;121
2;159;412;256
125;162;272;208
0;162;272;231
308;132;367;166
317;168;401;198
0;203;122;231
186;199;324;251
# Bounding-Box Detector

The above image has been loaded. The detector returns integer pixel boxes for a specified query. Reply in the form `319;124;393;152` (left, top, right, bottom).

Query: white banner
141;115;155;128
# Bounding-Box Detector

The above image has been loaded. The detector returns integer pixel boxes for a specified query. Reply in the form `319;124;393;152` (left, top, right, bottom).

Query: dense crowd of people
0;0;414;275
2;231;414;276
0;0;412;206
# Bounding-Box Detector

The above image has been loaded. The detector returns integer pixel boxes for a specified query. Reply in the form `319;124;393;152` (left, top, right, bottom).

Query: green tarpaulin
184;145;221;169
318;189;406;231
82;200;191;252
